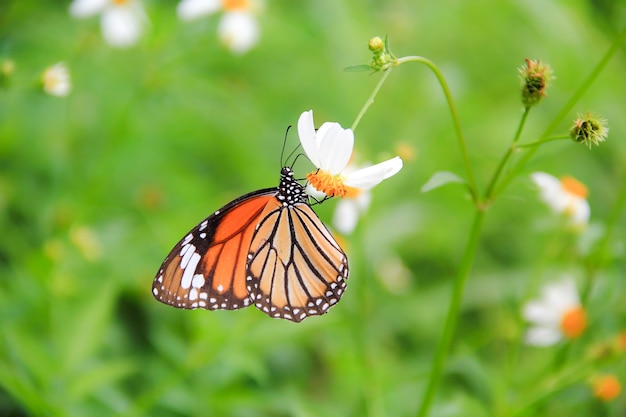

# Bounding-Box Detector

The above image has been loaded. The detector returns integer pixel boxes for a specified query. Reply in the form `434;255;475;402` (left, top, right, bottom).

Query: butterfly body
152;167;349;322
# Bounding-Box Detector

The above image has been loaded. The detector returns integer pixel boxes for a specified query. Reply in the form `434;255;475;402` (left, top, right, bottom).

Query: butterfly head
278;167;308;207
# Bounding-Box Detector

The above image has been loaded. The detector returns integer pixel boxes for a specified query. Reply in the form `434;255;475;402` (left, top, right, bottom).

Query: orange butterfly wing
152;188;277;310
246;199;349;322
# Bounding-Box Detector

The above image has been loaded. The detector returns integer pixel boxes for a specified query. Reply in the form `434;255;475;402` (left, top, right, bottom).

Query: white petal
218;12;259;54
569;198;590;226
531;172;568;213
543;278;580;313
69;0;108;18
177;0;220;20
317;123;353;174
343;157;403;189
332;191;371;235
525;326;563;347
305;183;327;200
522;300;560;327
297;110;321;167
333;199;359;235
354;189;372;212
531;172;560;190
101;5;144;48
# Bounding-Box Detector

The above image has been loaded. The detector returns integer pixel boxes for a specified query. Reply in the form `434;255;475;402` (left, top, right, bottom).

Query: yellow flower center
43;73;58;91
561;176;588;199
560;306;587;339
112;0;130;5
593;375;621;402
222;0;250;11
307;171;348;198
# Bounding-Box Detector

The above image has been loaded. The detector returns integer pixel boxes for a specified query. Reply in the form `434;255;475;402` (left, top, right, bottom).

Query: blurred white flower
522;277;587;346
69;0;147;48
531;172;590;228
298;110;403;200
42;62;71;97
177;0;261;54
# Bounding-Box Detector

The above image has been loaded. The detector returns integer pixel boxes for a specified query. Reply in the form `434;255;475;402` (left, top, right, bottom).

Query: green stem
581;172;626;303
483;107;531;202
416;209;486;417
495;26;626;197
395;56;478;203
509;364;589;417
516;135;570;149
351;67;394;132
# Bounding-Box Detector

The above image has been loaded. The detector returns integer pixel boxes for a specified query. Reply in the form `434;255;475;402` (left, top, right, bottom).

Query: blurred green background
1;0;626;416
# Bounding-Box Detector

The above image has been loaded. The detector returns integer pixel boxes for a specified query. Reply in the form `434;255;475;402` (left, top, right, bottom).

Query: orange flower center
344;185;361;199
222;0;249;11
560;306;587;339
593;375;621;401
112;0;130;5
307;171;347;198
561;176;588;199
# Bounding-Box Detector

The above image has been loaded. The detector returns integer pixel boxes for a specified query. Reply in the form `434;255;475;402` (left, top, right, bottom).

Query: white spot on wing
181;252;201;289
180;244;196;268
191;274;205;288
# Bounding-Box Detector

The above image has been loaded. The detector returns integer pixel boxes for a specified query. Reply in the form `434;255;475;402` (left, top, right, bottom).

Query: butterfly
152;167;349;322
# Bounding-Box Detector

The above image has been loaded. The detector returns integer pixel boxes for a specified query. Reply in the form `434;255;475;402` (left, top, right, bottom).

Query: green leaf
421;171;466;192
67;359;137;400
343;64;372;72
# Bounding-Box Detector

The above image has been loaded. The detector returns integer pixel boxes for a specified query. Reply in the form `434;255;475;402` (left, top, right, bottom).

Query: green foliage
1;1;626;416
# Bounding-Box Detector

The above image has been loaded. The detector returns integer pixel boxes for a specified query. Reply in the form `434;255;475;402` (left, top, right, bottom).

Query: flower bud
368;36;384;52
519;58;553;107
368;35;395;72
570;112;608;149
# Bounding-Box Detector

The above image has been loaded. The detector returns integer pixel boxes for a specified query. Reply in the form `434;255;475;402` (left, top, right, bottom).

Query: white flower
42;63;71;97
177;0;261;54
297;110;403;199
531;172;590;227
522;278;587;346
69;0;147;48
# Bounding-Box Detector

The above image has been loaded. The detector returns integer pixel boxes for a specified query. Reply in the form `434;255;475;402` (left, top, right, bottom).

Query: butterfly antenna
289;151;308;170
280;126;292;167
